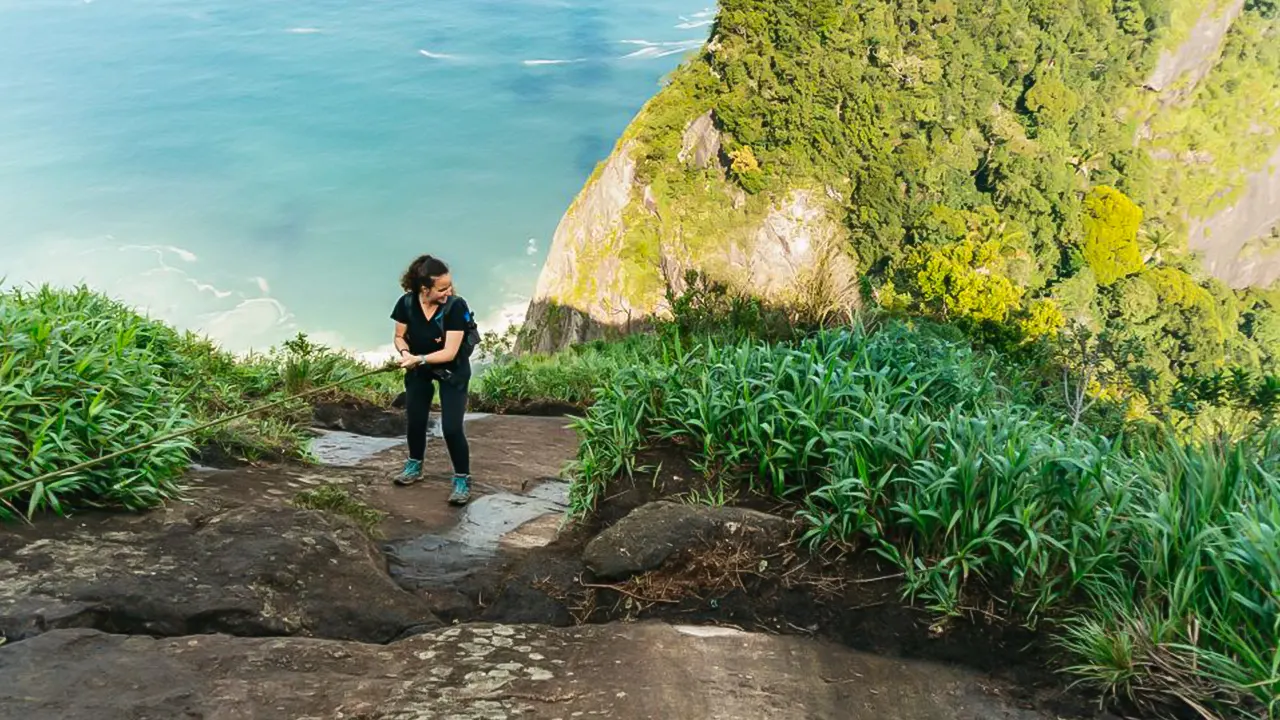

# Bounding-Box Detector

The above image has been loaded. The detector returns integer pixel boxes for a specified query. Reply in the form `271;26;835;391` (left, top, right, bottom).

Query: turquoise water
0;0;712;358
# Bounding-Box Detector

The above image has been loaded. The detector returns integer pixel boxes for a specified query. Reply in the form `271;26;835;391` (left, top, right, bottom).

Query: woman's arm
420;330;464;365
392;321;411;358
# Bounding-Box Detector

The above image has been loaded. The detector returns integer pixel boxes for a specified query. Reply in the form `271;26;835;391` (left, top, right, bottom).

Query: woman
390;254;474;505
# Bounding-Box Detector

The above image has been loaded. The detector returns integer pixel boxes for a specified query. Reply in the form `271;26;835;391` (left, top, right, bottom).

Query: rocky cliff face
1144;0;1246;102
521;109;858;353
1187;146;1280;288
520;139;642;353
521;1;1280;352
1138;0;1280;289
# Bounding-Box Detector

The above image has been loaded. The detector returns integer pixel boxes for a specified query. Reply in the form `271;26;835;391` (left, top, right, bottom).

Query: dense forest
617;0;1280;432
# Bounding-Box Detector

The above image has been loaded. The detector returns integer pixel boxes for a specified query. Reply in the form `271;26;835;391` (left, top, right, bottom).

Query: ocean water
0;0;714;360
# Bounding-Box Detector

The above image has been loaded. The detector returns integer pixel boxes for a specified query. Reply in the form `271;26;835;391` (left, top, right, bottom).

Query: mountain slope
523;0;1280;399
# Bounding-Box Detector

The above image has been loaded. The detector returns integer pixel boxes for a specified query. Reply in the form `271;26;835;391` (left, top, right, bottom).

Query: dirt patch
478;398;586;417
361;414;578;540
313;398;404;437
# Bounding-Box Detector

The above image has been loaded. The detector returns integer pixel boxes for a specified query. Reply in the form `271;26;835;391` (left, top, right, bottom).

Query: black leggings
404;369;470;475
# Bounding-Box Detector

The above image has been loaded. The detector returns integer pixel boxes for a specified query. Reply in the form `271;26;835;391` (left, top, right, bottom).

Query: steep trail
1;412;1114;720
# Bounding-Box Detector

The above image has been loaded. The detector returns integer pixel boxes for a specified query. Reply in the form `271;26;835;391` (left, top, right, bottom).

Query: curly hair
400;254;450;293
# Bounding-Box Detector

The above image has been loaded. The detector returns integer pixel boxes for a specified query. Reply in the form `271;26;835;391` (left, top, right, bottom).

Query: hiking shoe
394;459;423;486
448;475;471;505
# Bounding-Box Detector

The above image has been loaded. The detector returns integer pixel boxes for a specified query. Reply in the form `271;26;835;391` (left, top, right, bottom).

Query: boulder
583;501;791;580
0;505;439;644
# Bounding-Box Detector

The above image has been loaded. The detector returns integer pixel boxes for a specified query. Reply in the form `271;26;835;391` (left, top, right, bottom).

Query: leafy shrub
1;283;399;519
908;237;1025;323
1079;186;1145;286
473;336;661;411
0;285;195;518
565;321;1279;716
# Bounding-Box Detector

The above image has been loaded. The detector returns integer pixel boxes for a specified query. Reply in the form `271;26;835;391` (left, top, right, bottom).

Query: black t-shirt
391;293;473;376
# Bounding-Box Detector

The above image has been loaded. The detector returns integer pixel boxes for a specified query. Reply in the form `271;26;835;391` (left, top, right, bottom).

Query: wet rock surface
0;622;1059;720
0;504;439;643
386;479;569;590
583;501;791;580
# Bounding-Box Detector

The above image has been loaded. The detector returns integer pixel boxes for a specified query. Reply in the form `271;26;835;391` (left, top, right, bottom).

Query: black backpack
402;293;481;359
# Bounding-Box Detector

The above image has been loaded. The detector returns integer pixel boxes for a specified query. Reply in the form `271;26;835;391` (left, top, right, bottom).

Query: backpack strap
434;296;456;329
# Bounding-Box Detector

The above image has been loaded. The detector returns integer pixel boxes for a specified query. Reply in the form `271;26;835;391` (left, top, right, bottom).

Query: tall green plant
566;318;1279;716
1;284;404;519
0;285;195;518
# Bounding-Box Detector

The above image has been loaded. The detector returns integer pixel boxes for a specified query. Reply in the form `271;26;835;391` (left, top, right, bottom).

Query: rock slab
0;505;439;644
583;501;791;580
0;622;1058;720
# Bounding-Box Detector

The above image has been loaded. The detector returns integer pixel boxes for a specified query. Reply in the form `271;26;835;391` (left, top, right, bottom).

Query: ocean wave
621;47;663;60
285;27;323;34
120;244;199;263
521;58;586;66
193;298;298;360
620;40;702;60
8;235;534;365
186;277;235;300
418;49;458;60
675;19;713;29
618;38;703;48
482;297;530;336
7;236;302;356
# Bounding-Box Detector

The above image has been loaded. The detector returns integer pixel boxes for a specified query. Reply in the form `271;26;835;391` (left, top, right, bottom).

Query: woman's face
420;273;454;305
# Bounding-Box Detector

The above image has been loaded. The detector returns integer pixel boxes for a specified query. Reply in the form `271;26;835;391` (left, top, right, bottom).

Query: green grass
473;334;665;412
563;320;1279;718
292;483;386;537
0;283;399;520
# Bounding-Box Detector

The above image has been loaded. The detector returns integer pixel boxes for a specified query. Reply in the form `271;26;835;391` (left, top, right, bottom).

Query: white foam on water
285;27;323;34
119;244;199;263
197;297;294;347
618;38;703;60
3;235;310;357
522;58;584;66
418;49;458;60
675;19;713;29
486;297;529;334
622;47;662;59
353;343;400;368
185;278;235;300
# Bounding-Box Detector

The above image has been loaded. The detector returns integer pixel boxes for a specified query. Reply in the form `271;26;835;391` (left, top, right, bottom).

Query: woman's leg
397;370;435;485
437;376;471;503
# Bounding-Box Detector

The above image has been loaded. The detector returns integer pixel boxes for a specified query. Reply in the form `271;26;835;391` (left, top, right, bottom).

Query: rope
0;362;401;500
